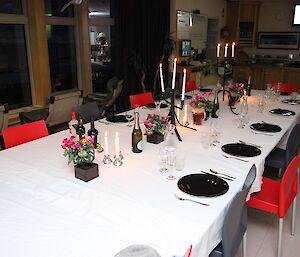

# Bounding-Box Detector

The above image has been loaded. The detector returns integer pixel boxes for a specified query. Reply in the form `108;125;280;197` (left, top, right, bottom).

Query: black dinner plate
269;108;296;116
106;115;132;123
222;143;261;157
177;173;229;197
282;99;300;105
250;123;282;133
145;103;168;109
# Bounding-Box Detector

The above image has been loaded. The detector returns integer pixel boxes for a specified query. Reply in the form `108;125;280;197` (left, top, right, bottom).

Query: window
45;0;78;92
0;1;32;110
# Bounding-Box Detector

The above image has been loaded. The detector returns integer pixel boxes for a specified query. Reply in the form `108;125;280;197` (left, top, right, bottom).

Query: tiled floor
236;195;300;257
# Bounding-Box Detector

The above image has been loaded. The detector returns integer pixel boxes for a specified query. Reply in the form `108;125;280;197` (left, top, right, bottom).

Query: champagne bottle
76;117;85;140
211;90;219;118
68;111;78;136
87;119;98;145
132;111;143;153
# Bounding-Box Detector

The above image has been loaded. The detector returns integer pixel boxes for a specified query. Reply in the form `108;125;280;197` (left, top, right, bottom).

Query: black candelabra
161;89;196;142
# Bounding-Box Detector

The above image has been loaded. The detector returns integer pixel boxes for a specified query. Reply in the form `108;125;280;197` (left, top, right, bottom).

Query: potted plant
144;114;169;144
61;135;103;182
226;82;245;106
189;92;214;124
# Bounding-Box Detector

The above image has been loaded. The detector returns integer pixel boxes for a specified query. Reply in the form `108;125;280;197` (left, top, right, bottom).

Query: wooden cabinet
264;68;284;85
233;66;300;92
226;1;261;46
284;68;300;93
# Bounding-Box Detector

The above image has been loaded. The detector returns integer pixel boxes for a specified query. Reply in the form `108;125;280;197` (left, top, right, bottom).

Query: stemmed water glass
155;100;161;114
125;111;133;127
158;147;169;173
209;120;221;145
165;146;176;180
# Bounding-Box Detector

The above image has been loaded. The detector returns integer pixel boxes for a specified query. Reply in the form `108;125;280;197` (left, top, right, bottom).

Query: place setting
249;121;282;136
269;108;296;116
221;142;261;162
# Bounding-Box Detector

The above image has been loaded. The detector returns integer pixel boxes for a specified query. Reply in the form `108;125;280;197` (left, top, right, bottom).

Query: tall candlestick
176;103;180;120
216;43;221;58
231;42;235;58
183;104;188;124
248;75;251;85
171;58;177;90
104;131;108;156
115;132;120;158
224;43;228;58
159;63;165;93
181;68;186;101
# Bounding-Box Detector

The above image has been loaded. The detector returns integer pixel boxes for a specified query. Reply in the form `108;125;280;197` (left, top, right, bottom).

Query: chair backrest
106;76;119;95
201;74;221;88
45;88;83;127
73;102;101;124
271;82;297;94
285;124;300;167
279;154;300;218
185;80;197;92
129;92;154;109
0;104;8;132
114;245;161;257
2;120;49;149
221;165;256;257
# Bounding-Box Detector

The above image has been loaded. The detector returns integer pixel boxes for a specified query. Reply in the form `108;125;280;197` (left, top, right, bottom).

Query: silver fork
209;169;236;179
222;154;249;162
174;194;209;206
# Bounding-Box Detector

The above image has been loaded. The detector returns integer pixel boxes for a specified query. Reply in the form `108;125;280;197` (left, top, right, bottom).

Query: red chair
247;154;299;257
2;120;49;149
271;82;297;94
129;92;154;109
185;80;197;92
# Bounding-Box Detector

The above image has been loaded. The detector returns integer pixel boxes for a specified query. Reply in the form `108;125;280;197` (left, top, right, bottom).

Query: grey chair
19;88;83;131
72;102;102;124
210;165;256;257
264;124;300;177
114;245;161;257
0;104;8;132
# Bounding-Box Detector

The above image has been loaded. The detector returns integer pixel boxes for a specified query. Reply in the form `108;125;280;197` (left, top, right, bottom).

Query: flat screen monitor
293;4;300;25
181;40;191;57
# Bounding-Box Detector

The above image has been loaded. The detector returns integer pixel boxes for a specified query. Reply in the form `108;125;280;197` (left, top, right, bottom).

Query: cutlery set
222;154;249;162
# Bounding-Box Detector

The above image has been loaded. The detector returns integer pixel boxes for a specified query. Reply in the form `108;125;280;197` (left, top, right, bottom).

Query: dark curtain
111;0;170;111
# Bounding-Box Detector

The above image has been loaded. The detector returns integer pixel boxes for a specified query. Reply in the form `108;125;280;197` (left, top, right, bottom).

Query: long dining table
0;91;299;257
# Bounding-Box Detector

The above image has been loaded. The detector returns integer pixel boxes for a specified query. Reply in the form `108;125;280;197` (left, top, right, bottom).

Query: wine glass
158;147;169;173
165;146;176;180
209;120;221;144
125;111;133;127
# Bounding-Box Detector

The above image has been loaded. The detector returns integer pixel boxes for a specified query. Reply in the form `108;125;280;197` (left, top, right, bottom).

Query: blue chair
209;165;256;257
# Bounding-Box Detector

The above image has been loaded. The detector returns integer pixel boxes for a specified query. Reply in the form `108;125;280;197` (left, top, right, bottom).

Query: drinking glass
257;94;266;113
175;150;186;171
165;146;176;180
154;100;161;113
209;120;221;144
158;147;169;173
125;111;133;127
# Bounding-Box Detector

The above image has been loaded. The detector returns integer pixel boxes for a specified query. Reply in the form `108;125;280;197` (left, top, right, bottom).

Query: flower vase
75;162;99;182
146;133;164;144
192;108;206;125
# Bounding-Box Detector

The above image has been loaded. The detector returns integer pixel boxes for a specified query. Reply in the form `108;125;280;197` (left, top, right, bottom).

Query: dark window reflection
88;0;110;18
47;25;78;92
0;24;31;109
0;0;22;14
45;0;74;17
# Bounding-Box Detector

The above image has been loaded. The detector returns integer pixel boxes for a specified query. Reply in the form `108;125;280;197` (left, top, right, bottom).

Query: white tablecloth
0;92;299;257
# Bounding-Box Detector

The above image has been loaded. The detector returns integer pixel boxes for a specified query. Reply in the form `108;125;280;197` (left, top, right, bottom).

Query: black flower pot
75;162;99;182
146;133;164;144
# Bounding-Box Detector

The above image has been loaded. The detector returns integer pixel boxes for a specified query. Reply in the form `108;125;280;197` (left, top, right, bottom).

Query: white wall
242;0;300;58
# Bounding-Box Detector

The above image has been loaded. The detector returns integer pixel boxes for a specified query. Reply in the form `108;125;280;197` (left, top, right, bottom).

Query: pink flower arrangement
61;135;102;165
227;82;244;97
189;92;214;110
144;113;170;135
